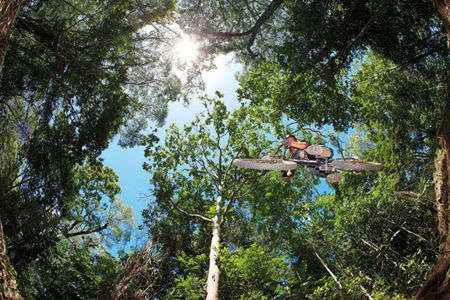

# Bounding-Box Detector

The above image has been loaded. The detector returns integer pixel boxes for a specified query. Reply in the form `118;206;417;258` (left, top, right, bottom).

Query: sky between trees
1;0;448;299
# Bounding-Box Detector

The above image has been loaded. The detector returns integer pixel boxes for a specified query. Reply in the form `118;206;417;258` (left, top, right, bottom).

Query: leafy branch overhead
0;0;449;299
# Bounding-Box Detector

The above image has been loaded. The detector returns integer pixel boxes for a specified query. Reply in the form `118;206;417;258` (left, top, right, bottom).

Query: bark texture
0;0;23;75
415;79;450;300
1;2;23;298
433;0;450;47
111;240;158;299
1;222;21;300
415;2;450;295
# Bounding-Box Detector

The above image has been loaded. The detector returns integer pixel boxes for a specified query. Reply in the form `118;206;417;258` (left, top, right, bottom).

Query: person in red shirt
281;134;334;181
282;134;310;181
286;134;309;153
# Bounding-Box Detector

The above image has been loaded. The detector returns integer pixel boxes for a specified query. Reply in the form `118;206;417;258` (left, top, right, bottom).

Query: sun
173;35;200;63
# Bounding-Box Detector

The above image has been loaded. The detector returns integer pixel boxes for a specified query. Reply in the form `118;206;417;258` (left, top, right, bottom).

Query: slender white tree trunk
206;217;221;300
206;187;223;300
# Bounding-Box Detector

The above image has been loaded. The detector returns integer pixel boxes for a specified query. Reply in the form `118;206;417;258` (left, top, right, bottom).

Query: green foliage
344;53;445;181
231;49;443;298
140;64;442;297
167;244;296;299
3;0;136;154
179;0;446;64
169;253;208;299
179;0;446;110
275;0;445;72
19;239;121;299
237;61;351;131
68;162;135;246
171;275;206;299
141;94;307;297
218;244;295;299
153;2;445;298
1;0;445;298
0;0;179;295
291;153;438;299
177;0;282;58
0;90;134;297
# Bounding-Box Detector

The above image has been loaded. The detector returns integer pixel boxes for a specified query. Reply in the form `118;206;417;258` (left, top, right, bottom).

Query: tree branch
313;250;343;289
58;0;83;14
220;198;235;225
329;0;392;75
380;216;430;242
16;18;56;43
221;169;266;224
65;220;81;234
63;223;108;238
193;155;218;181
173;203;212;222
191;0;285;56
222;146;243;182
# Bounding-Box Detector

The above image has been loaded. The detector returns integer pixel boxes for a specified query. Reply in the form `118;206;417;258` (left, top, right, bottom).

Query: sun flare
174;35;200;63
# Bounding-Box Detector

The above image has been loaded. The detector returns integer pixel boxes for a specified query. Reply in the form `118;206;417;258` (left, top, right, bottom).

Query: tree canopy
1;0;449;299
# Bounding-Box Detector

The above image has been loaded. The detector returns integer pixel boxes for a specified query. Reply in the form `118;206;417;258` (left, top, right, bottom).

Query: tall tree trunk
415;2;450;298
415;71;450;300
206;187;223;300
433;0;450;48
1;2;24;298
0;0;23;75
1;222;21;300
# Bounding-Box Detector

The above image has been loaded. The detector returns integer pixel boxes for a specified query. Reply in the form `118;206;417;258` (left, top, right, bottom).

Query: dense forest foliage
1;0;448;299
